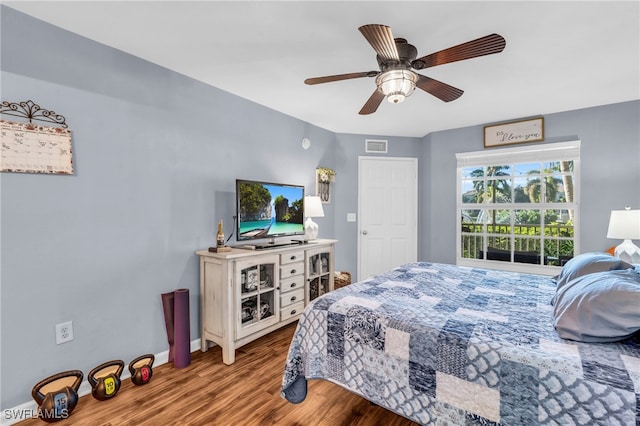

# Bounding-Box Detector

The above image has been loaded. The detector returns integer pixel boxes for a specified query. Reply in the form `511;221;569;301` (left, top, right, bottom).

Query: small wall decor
316;167;335;204
1;100;74;174
484;117;544;148
1;100;68;128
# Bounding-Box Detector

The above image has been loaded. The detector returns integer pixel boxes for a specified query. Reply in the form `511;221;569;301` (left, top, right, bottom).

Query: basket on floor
334;272;351;289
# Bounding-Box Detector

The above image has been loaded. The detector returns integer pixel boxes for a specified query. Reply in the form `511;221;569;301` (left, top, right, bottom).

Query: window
456;141;580;274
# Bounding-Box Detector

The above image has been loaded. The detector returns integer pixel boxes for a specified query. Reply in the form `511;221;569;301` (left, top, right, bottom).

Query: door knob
362;230;368;235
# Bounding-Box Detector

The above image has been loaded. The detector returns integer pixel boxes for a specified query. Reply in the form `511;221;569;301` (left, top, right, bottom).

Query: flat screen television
235;179;305;244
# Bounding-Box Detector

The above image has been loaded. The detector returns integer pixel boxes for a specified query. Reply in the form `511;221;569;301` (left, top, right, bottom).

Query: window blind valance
456;140;581;168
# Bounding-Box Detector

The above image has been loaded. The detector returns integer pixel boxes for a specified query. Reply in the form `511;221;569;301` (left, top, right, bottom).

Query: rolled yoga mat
161;289;191;368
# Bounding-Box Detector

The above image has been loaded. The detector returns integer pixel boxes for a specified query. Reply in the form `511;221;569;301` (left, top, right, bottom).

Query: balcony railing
461;223;574;266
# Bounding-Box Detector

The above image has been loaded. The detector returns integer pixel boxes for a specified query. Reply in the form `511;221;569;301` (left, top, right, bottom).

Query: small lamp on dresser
304;196;325;240
607;207;640;263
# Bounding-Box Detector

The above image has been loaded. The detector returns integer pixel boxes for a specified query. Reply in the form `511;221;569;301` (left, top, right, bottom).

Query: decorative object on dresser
209;219;232;252
304;196;324;240
196;239;337;364
607;206;640;263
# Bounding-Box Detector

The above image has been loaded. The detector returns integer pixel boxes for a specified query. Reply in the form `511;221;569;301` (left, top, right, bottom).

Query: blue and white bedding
281;262;640;425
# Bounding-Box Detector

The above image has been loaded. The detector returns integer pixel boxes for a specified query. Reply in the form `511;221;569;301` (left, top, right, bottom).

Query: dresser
196;239;337;364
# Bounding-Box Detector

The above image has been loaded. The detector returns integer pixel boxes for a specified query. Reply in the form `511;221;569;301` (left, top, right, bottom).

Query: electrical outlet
55;321;74;345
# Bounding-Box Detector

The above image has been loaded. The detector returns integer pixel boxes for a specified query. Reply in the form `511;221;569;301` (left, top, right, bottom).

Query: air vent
365;139;388;153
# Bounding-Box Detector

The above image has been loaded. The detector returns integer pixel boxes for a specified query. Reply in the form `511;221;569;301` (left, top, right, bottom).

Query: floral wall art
316;167;335;204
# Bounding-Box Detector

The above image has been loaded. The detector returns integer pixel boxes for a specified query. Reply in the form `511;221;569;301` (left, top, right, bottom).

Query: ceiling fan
304;24;506;115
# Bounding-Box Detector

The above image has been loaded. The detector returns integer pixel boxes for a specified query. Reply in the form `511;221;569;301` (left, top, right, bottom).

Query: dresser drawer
280;301;304;321
280;288;304;308
281;250;304;265
280;275;304;293
280;261;304;279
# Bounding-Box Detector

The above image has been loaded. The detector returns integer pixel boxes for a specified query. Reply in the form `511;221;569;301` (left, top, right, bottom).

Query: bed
281;261;640;425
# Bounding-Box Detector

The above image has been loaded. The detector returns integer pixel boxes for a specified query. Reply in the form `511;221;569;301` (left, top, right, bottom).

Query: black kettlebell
129;354;155;386
88;360;124;401
32;370;83;423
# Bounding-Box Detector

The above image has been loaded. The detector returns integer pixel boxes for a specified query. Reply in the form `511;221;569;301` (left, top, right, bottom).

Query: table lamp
304;196;324;240
607;207;640;263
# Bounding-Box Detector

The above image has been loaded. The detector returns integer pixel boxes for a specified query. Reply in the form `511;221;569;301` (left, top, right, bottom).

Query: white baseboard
1;338;202;425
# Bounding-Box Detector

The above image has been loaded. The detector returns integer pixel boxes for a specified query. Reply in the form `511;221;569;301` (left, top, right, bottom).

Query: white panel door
358;157;418;280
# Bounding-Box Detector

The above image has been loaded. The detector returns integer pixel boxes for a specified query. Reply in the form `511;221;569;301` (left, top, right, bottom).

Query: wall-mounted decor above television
235;179;305;246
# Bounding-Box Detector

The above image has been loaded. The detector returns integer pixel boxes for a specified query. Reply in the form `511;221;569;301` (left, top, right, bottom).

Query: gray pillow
551;252;633;305
553;268;640;342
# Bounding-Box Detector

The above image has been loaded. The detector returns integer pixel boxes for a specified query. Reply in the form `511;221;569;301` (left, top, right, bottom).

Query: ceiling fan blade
359;90;385;115
305;71;377;85
415;74;464;102
413;33;506;69
358;24;400;62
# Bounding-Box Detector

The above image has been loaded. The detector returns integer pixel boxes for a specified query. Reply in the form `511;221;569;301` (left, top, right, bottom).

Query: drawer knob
290;296;296;302
290;269;296;274
290;255;296;260
290;310;297;315
291;282;297;288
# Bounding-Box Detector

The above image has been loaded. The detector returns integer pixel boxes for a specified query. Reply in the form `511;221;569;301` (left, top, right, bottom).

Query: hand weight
87;360;124;401
128;354;155;386
31;370;83;423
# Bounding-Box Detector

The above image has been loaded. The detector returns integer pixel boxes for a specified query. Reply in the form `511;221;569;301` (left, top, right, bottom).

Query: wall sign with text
484;117;544;148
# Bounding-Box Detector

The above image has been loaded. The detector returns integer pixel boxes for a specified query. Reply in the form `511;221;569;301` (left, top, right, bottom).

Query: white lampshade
304;196;324;240
607;208;640;263
305;196;325;218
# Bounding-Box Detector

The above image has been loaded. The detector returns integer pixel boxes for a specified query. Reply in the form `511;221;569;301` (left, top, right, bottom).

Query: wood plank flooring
19;322;418;425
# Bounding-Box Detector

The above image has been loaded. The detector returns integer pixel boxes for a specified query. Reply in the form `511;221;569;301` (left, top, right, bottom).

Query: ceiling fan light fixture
305;25;506;114
375;69;417;104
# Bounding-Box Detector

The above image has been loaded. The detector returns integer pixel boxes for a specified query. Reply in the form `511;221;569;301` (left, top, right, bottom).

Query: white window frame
456;140;581;275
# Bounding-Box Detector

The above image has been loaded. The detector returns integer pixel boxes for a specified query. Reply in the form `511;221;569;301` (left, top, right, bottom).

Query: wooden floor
19;322;418;425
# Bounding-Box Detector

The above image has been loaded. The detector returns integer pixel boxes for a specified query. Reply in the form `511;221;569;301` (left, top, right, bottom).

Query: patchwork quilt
281;262;640;425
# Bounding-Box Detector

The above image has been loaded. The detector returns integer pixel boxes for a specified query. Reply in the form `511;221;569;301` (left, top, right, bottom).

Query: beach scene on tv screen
238;182;304;239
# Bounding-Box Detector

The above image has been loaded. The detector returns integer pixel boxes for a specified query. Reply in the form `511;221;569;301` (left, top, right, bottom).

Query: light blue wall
422;100;640;263
0;7;339;408
2;5;639;410
331;133;421;282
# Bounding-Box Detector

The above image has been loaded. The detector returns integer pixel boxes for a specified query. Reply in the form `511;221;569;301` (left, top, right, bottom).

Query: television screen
236;179;305;241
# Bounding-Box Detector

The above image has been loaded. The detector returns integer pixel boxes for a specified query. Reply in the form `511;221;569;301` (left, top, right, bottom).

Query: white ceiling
4;1;639;138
